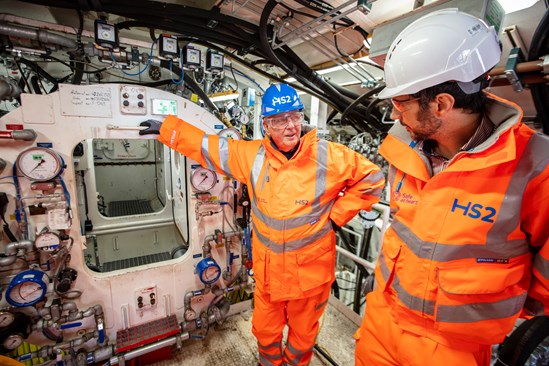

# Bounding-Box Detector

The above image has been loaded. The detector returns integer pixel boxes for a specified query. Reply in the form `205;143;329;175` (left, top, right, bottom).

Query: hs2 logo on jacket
451;198;496;223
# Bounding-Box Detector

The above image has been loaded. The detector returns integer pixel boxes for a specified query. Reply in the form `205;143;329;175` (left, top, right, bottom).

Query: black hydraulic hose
357;59;384;72
331;279;340;299
326;109;339;124
29;75;42;94
258;1;342;104
527;7;549;134
17;59;60;91
495;316;549;366
158;60;221;120
313;344;339;366
116;19;252;51
340;84;385;128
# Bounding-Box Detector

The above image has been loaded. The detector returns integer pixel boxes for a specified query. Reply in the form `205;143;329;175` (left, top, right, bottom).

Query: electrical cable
313;344;339;366
228;60;239;91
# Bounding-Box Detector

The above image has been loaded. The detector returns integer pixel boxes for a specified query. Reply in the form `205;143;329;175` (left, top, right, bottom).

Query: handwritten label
59;85;113;117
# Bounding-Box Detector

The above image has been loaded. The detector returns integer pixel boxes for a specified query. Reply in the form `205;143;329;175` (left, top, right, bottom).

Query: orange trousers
252;283;331;366
354;291;492;366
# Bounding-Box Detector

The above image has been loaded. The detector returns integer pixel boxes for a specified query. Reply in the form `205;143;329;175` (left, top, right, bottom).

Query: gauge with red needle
190;166;217;192
6;269;48;307
16;147;63;181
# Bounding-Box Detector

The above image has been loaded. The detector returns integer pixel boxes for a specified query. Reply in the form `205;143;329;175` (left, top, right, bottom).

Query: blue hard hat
261;84;304;117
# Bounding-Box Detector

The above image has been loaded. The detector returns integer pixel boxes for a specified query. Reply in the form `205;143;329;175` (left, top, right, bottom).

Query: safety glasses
391;97;420;113
264;111;304;130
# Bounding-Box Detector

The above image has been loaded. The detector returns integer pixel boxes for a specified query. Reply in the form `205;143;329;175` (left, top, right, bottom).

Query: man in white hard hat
354;8;549;366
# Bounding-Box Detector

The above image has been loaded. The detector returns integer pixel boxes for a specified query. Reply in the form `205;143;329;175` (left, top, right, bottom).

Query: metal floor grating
102;252;171;272
108;200;154;217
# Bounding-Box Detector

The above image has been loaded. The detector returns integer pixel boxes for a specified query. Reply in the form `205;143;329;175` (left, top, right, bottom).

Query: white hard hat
378;8;501;99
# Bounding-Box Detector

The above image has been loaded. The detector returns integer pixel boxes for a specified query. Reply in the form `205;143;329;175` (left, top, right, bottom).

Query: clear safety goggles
264;111;304;130
391;97;420;113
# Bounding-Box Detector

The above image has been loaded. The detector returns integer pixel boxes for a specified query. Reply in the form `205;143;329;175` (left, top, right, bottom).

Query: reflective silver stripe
534;254;549;281
285;341;313;365
391;132;548;262
392;272;435;315
487;133;549;243
385;133;549;323
311;139;328;212
363;187;383;197
378;250;389;282
259;341;282;351
391;220;529;261
436;293;527;323
388;165;396;188
250;145;265;195
252;199;332;230
391;270;525;322
250;140;332;230
259;354;279;366
254;221;333;253
363;170;385;185
217;136;232;177
201;135;216;171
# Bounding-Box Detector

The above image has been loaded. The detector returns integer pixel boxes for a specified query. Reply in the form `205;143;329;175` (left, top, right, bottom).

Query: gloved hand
139;119;163;135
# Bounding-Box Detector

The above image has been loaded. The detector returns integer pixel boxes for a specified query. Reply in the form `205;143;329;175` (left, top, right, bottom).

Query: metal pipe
88;219;173;235
0;75;22;100
490;60;543;76
108;332;190;365
0;21;77;50
335;245;375;271
0;240;34;266
372;202;390;254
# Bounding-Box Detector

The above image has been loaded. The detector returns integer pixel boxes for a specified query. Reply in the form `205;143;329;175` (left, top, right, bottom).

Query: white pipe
372;202;391;254
88;219;173;235
336;245;376;271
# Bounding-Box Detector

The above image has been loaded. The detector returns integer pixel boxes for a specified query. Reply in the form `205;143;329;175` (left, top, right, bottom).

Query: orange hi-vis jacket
376;94;549;348
159;116;385;301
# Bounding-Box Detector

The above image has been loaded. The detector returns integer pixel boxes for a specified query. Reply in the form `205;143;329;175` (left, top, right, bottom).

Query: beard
406;107;442;141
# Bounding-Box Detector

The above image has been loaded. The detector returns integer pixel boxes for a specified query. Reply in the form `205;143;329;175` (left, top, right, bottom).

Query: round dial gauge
218;128;242;140
3;334;23;350
34;231;61;252
190;167;217;192
16;147;63;181
6;270;48;307
0;311;15;327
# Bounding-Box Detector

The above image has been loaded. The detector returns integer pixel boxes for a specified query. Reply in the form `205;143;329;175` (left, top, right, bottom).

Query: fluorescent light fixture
208;90;240;102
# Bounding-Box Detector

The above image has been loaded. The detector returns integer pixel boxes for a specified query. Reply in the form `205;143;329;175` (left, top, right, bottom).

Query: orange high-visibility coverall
355;94;549;365
159;117;385;365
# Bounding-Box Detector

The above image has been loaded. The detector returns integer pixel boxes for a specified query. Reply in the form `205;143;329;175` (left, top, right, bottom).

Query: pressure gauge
16;147;63;181
190;167;217;192
218;128;242;140
196;258;221;285
6;269;49;307
34;231;61;252
3;334;23;350
0;311;15;327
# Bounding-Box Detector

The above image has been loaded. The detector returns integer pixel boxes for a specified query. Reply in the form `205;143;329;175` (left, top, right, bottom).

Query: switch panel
135;285;157;311
120;85;147;115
